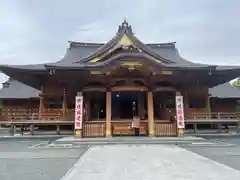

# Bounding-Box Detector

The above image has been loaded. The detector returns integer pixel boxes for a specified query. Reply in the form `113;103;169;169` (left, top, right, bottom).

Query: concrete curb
195;134;240;137
53;136;208;145
56;136;205;142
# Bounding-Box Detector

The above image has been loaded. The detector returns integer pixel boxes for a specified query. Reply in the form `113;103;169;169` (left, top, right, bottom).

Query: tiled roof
209;82;240;99
0;79;239;100
0;79;39;99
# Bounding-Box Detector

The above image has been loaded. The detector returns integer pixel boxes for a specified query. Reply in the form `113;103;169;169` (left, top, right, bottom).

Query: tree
232;79;240;87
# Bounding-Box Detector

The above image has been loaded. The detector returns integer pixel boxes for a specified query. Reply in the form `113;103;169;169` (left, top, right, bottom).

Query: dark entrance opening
112;92;138;119
89;92;106;120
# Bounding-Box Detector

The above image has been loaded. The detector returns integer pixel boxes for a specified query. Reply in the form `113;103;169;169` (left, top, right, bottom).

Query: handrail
186;112;240;120
1;108;240;121
0;108;68;121
0;120;74;125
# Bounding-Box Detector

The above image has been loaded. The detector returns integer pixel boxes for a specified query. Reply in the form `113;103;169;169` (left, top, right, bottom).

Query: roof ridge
146;42;176;48
69;41;176;48
69;41;104;47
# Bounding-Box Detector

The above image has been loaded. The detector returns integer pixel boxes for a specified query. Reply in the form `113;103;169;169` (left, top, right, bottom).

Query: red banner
75;96;83;130
175;96;185;128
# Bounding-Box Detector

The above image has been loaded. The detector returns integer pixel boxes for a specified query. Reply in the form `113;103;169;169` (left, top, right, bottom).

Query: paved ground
61;145;240;180
184;136;240;171
0;139;88;180
0;136;240;179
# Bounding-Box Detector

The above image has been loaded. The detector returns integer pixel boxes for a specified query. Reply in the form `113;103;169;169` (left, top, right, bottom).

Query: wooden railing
1;108;240;121
1;108;240;136
0;108;39;121
82;121;106;137
40;109;63;120
0;108;73;121
111;120;148;136
155;120;177;137
186;112;240;121
185;112;240;133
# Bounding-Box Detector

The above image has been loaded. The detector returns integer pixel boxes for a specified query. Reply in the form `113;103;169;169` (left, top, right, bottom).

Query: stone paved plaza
1;137;240;179
62;145;240;180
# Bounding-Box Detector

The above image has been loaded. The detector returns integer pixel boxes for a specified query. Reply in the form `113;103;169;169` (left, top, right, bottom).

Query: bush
232;81;240;87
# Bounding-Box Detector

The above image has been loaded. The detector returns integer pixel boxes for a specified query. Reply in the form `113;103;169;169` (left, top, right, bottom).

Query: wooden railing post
30;124;34;135
9;123;14;136
217;112;221;132
56;125;60;135
193;123;197;133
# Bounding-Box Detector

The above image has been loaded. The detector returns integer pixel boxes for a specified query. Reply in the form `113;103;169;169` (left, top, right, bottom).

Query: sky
0;0;240;83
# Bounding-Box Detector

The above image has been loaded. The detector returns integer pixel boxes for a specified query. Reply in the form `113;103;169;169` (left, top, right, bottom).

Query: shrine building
1;20;240;137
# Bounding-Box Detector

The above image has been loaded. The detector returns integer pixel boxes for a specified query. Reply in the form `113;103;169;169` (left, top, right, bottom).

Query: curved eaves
46;45;100;66
73;33;123;63
129;35;175;64
216;66;240;70
45;52;169;70
0;64;46;71
0;67;42;89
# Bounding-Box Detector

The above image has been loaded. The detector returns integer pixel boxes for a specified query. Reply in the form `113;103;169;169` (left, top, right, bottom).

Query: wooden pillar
75;92;83;137
39;97;44;119
147;91;154;136
183;91;188;115
85;92;91;121
39;85;45;119
206;94;213;128
62;88;67;116
206;94;211;118
106;91;112;137
138;93;145;119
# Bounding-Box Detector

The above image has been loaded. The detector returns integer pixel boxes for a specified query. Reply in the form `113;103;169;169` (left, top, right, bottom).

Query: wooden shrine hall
1;20;240;137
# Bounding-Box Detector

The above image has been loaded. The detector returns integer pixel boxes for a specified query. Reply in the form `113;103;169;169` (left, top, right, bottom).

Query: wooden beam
111;86;148;92
82;87;106;92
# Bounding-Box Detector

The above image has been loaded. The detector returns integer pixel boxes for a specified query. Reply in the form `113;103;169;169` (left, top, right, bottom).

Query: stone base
105;130;112;137
75;130;82;137
178;128;184;136
148;131;155;137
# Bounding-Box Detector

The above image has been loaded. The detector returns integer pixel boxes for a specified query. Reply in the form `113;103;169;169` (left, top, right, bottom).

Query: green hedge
232;81;240;87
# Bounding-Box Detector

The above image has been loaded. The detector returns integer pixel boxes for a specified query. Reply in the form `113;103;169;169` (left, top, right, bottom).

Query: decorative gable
117;34;133;47
76;20;175;65
89;57;100;63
